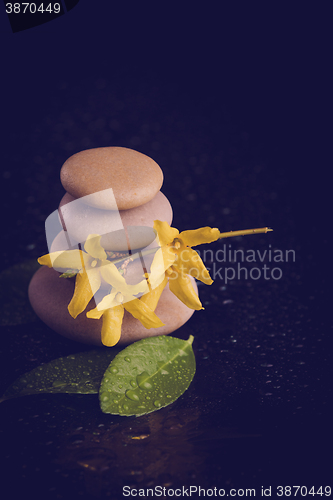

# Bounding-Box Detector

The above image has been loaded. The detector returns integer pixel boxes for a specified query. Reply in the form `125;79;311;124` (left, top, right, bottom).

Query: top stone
60;147;164;210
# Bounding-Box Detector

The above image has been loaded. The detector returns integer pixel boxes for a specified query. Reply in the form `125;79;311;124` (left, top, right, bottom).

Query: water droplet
157;361;169;374
153;400;162;408
123;404;129;411
52;380;67;388
109;367;118;374
136;372;153;390
100;392;109;402
124;356;131;362
178;349;187;356
130;380;137;388
125;390;140;401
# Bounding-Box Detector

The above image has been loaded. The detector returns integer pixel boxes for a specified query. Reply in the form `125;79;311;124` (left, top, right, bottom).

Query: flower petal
100;262;148;296
153;220;179;246
87;290;118;318
84;234;107;261
68;268;101;319
148;246;176;288
124;298;165;329
86;307;104;320
38;250;88;271
168;267;203;310
179;227;220;247
140;275;168;311
177;248;213;285
100;306;124;346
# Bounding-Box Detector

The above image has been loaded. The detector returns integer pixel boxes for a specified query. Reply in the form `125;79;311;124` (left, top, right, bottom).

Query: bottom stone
28;267;197;346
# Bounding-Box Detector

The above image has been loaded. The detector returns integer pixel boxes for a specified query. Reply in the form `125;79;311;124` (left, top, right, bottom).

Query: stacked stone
29;147;197;345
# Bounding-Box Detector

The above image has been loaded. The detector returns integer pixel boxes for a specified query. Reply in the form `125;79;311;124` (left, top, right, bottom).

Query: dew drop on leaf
136;372;153;390
125;390;140;401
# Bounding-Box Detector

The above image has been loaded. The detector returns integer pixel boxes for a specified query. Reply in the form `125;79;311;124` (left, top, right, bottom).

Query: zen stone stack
29;147;197;345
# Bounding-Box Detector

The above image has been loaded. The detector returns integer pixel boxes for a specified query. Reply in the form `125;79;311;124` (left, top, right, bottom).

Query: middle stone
58;190;173;252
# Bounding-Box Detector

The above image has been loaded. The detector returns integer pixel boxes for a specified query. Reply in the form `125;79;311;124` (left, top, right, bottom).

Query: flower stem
219;227;273;239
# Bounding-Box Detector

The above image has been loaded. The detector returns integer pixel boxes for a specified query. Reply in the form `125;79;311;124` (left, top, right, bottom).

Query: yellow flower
151;221;273;311
38;234;148;319
38;224;272;347
87;286;165;347
151;221;221;310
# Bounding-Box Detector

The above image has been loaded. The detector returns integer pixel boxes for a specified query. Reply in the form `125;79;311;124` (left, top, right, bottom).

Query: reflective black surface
0;5;331;499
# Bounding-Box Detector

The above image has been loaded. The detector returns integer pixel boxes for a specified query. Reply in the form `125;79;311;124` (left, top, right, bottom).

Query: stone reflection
56;407;205;495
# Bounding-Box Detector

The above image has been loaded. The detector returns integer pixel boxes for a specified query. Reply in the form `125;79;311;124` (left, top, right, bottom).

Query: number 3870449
6;3;61;14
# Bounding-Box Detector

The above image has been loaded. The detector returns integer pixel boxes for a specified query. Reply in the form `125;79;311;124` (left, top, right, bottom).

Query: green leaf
1;348;122;402
0;259;41;325
99;335;196;417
